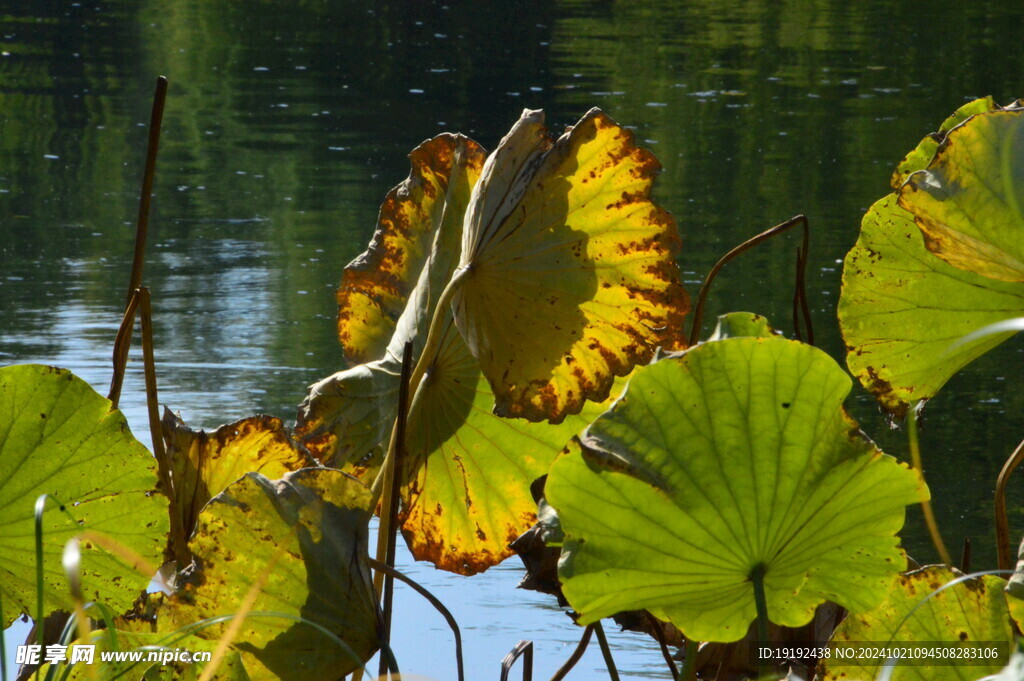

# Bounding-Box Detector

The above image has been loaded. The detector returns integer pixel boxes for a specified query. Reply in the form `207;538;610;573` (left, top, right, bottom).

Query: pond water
2;1;1024;678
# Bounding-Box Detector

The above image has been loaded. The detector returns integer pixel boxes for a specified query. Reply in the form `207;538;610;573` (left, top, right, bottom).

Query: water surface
3;2;1024;678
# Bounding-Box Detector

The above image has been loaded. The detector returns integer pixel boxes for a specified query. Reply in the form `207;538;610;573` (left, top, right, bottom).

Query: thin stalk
366;558;464;681
645;612;679;681
995;439;1024;570
372;340;415;600
107;289;141;408
961;537;972;574
125;76;168;306
907;407;952;565
139;287;189;567
370;266;471;504
688;215;808;346
679;638;699;681
500;640;533;681
548;625;594;681
592;621;620;681
751;563;770;645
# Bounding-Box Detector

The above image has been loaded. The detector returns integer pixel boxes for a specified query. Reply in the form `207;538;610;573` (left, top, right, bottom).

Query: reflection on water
3;1;1024;678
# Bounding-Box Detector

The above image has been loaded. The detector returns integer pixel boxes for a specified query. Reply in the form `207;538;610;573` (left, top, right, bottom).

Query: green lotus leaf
838;195;1024;416
900;103;1024;282
452;107;689;423
819;567;1012;681
546;336;926;643
0;364;168;627
161;468;379;681
163;409;315;542
891;96;998;188
707;311;780;340
298;120;624;574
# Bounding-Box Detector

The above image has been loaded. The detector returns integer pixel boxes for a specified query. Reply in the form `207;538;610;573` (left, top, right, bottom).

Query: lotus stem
125;76;167;307
593;621;620;681
689;214;809;346
549;624;594;681
906;406;952;565
679;638;698;681
367;557;465;681
995;439;1024;570
500;640;533;681
645;612;679;681
750;563;770;646
138;287;190;568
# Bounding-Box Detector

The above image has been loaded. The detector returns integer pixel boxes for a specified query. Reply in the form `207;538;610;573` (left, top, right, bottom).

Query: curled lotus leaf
162;409;315;541
162;468;380;681
891;96;998;188
0;364;168;627
819;567;1012;681
452;107;689;423
299;114;632;574
337;133;486;366
900;101;1024;282
838;195;1024;416
547;336;925;643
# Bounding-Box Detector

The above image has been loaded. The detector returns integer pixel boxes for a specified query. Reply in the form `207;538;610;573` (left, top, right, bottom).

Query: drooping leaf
546;336;925;643
337;133;486;366
900;102;1024;282
452;107;689;423
819;567;1012;681
891;96;998;188
162;468;380;681
838;195;1024;416
162;409;315;541
0;364;168;627
396;316;622;574
298;117;628;574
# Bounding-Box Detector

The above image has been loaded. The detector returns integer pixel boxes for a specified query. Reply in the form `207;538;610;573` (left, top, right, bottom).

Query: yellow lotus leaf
452;107;688;423
162;409;314;540
338;133;486;365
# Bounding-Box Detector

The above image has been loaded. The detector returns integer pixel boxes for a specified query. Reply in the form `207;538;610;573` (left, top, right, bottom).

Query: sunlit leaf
706;311;780;341
900;102;1024;282
298;117;629;573
819;567;1012;681
891;96;997;188
838;195;1024;416
163;409;315;541
0;364;168;627
452;107;689;423
337;133;486;365
162;468;379;681
546;336;925;643
397;316;622;573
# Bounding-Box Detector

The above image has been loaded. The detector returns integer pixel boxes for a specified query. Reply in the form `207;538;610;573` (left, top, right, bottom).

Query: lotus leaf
299;117;631;573
900;102;1024;282
452;107;688;423
819;567;1012;681
838;195;1024;416
161;468;380;681
162;409;314;541
337;133;486;365
547;336;925;643
0;364;168;627
891;96;997;188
